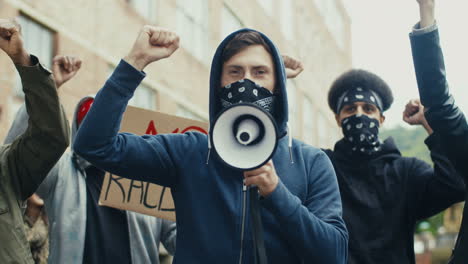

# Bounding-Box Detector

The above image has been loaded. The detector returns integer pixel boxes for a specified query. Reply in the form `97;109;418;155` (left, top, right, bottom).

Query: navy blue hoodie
74;29;348;263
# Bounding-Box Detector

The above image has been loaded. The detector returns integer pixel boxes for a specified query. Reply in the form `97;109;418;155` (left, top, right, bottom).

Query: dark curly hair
328;69;394;114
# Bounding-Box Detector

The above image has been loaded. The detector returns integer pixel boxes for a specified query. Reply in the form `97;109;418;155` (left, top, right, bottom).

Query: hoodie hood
72;95;95;146
71;96;95;170
3;104;28;145
209;28;289;136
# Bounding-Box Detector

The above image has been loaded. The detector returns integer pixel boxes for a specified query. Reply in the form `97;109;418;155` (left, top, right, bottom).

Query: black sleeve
410;133;465;220
410;28;468;179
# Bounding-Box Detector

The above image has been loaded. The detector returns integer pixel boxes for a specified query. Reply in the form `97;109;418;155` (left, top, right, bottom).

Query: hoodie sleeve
410;25;468;179
409;134;465;220
159;219;177;255
5;56;70;200
73;60;192;188
261;150;348;263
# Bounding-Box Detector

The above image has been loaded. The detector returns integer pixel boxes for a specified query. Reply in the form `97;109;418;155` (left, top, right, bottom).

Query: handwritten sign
99;106;208;221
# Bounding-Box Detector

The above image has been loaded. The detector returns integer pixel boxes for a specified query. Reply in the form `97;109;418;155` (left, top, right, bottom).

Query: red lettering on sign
144;121;207;136
145;121;158;135
181;126;208;134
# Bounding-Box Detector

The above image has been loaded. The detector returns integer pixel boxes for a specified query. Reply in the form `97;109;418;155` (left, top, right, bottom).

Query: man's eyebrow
252;65;271;69
224;65;243;69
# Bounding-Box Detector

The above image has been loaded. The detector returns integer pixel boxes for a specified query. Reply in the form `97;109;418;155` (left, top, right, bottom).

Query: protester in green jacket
0;19;70;264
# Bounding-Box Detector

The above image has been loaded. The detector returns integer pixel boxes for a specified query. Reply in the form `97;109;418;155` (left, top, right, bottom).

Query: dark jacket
410;25;468;264
324;135;465;264
74;29;348;263
0;56;70;263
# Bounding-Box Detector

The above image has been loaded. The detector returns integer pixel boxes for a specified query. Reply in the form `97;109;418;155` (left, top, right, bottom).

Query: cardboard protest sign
99;106;208;222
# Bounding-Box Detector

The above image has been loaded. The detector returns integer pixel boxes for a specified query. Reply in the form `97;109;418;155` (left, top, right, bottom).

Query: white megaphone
211;103;278;170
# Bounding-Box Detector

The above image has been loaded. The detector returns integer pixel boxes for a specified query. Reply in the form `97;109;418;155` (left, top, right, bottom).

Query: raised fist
0;18;30;65
403;99;433;134
283;55;304;79
403;99;426;125
52;55;82;89
124;26;180;71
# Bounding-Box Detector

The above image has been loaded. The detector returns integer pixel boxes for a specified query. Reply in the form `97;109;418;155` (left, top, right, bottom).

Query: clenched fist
244;160;279;197
403;99;433;134
0;18;30;66
52;55;82;89
124;26;180;71
283;55;304;79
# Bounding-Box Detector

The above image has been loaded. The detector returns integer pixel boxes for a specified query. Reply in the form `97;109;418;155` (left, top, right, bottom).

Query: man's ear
335;114;342;127
379;114;386;126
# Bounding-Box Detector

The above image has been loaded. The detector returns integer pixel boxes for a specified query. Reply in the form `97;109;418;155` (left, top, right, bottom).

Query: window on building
176;0;209;63
287;80;299;138
221;4;243;39
257;0;274;16
128;83;157;110
280;0;294;40
15;15;54;97
127;0;156;22
302;97;315;145
314;0;346;50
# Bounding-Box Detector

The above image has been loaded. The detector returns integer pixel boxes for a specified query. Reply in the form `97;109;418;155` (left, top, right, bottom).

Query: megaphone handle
249;187;268;264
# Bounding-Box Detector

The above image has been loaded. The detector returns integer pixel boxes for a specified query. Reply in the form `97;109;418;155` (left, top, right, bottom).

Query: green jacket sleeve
5;55;70;200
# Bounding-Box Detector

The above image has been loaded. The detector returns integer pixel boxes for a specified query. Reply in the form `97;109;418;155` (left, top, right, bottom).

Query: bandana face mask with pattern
218;79;277;115
341;114;382;155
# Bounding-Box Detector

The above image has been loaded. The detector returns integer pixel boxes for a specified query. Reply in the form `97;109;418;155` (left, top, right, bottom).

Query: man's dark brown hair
222;31;272;63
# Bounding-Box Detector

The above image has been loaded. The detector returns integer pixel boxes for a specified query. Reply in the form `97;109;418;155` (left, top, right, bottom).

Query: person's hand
403;99;433;134
25;193;45;225
52;55;82;89
244;160;279;197
124;26;180;71
403;99;425;125
416;0;435;28
283;55;304;79
0;18;30;66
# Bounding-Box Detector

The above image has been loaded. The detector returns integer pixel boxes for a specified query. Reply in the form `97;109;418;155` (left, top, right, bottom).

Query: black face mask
341;114;382;155
218;79;277;115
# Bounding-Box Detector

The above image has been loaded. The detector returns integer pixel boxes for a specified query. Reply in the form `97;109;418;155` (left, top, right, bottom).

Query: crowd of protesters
0;0;466;263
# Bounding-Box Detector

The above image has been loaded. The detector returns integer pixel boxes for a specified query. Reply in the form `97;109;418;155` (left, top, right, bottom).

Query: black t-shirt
82;166;132;264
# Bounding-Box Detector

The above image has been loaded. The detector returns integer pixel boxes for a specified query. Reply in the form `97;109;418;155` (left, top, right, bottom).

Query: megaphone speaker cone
211;103;278;170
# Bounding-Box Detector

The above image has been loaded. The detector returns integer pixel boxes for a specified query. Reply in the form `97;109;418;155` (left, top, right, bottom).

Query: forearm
73;59;146;173
410;27;450;109
412;135;465;219
8;55;70;199
261;181;348;262
419;1;435;28
422;119;433;135
410;26;468;139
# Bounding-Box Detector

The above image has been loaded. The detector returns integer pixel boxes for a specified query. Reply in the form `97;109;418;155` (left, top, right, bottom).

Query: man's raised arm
73;26;182;186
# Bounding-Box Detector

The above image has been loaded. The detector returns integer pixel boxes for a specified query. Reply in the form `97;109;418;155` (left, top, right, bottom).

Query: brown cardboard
98;106;208;221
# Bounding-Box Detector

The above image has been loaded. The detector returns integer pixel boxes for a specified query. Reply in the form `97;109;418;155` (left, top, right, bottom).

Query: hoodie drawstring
287;122;294;164
206;135;212;165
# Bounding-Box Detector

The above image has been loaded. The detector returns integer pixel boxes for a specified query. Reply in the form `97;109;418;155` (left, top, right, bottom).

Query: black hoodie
324;135;465;264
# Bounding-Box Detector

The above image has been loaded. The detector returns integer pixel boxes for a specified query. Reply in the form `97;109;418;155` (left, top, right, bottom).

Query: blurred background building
0;0;351;149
